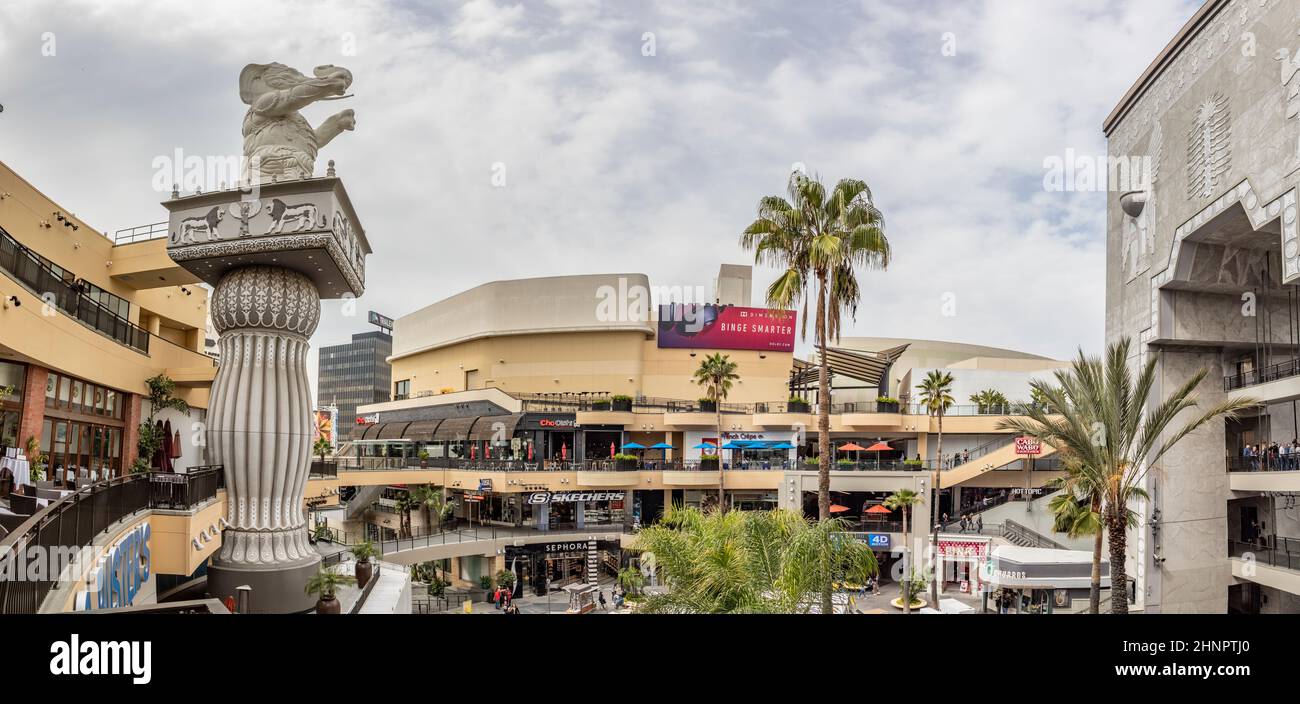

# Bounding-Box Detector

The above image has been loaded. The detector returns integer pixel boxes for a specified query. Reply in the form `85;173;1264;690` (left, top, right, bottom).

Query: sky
0;0;1202;395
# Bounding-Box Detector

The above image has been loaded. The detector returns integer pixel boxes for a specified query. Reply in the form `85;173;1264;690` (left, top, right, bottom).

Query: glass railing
1227;454;1300;472
515;393;1053;418
1228;538;1300;572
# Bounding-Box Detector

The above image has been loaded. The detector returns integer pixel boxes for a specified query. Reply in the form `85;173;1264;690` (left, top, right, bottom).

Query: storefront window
0;361;25;450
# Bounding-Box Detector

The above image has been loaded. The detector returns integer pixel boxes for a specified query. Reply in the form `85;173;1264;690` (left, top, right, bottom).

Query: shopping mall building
329;265;1078;593
1105;0;1300;613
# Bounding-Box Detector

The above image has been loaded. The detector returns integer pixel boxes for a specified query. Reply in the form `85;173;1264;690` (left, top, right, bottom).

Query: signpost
1014;436;1041;513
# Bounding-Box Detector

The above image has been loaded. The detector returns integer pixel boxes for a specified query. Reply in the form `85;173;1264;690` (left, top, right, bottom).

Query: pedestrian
599;590;608;610
871;576;880;596
976;515;984;533
493;586;502;609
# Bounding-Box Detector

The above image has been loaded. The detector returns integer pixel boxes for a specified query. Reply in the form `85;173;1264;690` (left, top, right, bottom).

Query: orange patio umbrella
864;441;892;468
830;504;851;513
838;442;868;466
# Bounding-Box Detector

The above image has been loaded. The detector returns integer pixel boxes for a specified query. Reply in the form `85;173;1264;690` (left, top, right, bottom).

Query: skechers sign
78;524;151;611
527;491;626;504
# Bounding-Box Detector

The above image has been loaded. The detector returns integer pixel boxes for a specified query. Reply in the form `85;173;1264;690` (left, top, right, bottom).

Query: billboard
657;304;796;352
314;408;337;449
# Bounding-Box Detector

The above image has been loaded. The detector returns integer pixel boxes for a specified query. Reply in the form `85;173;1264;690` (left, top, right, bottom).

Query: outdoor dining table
1;455;31;490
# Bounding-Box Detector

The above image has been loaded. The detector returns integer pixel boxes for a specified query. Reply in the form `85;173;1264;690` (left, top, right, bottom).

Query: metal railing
147;465;223;510
0;226;151;354
1227;453;1300;472
514;393;1055;418
309;460;338;478
1228;537;1300;572
112;222;168;245
1224;359;1300;391
1002;519;1067;550
0;466;224;614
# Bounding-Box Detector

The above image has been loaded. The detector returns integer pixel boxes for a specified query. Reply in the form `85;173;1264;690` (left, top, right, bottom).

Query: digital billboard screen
657;304;796;352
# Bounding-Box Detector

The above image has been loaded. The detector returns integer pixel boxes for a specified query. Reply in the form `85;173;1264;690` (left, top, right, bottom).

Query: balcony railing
1226;454;1300;472
1229;537;1300;572
112;221;168;245
0;226;150;354
1224;359;1300;391
0;466;225;614
514;393;1056;418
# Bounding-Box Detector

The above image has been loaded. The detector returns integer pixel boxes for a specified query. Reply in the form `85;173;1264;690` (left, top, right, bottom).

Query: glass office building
317;331;392;426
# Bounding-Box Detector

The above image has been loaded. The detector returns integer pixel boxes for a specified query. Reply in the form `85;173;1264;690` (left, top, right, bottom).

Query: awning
378;421;412;440
791;343;909;387
404;419;444;441
432;416;478;442
349;423;387;441
468;414;524;442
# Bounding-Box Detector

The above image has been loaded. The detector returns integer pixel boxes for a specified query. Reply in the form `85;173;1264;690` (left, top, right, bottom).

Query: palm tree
741;171;890;521
998;337;1257;614
1047;459;1105;613
693;353;739;509
412;484;445;532
884;488;923;614
394;490;417;538
915;369;954;607
970;388;1009;414
632;505;877;613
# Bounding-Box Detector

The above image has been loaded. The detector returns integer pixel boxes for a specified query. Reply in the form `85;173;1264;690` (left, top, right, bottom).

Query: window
394;379;410;399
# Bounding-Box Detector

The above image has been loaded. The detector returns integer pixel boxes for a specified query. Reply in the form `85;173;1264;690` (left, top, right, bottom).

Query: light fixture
4;296;19;308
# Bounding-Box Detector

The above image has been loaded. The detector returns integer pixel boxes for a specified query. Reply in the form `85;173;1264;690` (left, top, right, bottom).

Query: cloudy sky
0;0;1200;391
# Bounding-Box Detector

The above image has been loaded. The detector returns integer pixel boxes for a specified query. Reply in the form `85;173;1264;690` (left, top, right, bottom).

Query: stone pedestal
164;177;370;613
205;266;321;613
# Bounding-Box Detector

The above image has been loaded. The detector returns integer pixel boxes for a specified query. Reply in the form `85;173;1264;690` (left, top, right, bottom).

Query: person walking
598;589;608;610
976;515;984;534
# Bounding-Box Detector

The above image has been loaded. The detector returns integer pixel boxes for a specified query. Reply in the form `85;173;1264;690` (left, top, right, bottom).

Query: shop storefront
40;370;126;483
981;545;1110;614
504;539;623;597
933;535;992;595
0;361;25;451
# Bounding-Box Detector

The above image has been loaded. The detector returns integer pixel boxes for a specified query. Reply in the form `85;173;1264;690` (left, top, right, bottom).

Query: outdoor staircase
347;484;385;520
1001;519;1068;549
939;438;1057;488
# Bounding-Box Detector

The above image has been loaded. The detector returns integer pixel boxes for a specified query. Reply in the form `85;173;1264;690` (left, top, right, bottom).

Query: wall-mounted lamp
4;296;20;309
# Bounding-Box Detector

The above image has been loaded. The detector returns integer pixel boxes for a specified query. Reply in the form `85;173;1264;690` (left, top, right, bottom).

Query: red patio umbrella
561;443;568;461
610;442;615;458
829;504;851;514
865;504;892;514
864;441;892;468
161;419;174;473
527;443;534;461
838;442;867;466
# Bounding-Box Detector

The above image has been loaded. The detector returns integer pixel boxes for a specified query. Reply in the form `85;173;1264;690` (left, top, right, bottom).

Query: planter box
699;458;720;471
787;401;810;413
616;458;639;471
698;401;717;413
611;399;633;412
592;401;612;411
876;401;899;413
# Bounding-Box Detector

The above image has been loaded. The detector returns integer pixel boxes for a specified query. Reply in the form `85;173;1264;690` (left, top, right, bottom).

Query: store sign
478;479;493;491
544;542;590;553
657;304;795;352
357;414;379;425
1014;436;1042;455
526;491;626;505
79;523;151;611
368;311;394;329
537;418;577;428
866;533;891;549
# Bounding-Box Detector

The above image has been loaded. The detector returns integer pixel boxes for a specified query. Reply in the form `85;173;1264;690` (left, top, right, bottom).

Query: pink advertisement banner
657;304;796;352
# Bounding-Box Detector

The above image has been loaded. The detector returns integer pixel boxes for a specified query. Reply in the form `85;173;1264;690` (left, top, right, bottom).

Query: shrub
611;394;633;403
479;574;495;590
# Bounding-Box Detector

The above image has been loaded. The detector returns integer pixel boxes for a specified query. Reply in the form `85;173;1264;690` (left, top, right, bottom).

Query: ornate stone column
204;267;321;610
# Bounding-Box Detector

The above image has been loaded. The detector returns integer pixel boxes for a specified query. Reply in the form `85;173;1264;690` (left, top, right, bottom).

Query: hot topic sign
657;304;796;352
1014;436;1042;455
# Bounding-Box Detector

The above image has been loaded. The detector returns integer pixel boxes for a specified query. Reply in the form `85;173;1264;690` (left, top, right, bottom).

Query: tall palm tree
915;369;954;607
632;505;877;613
412;484;445;532
693;353;739;509
883;488;923;614
998;337;1257;614
741;171;890;521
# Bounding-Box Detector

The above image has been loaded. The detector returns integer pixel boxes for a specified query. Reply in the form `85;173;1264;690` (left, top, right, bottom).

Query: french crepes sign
1014;436;1042;455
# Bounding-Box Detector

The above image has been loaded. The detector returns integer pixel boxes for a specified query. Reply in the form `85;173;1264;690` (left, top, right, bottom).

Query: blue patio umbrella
769;442;795;450
621;442;647;450
649;442;675;461
692;443;718;449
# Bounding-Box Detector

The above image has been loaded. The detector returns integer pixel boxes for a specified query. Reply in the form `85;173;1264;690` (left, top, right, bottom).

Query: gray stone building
318;330;393;426
1105;0;1300;613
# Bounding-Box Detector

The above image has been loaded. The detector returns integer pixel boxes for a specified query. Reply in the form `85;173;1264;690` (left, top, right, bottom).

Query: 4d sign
164;177;370;298
78;523;152;611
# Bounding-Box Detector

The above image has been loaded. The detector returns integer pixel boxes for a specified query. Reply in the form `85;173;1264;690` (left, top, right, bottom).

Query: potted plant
351;540;378;589
875;396;900;413
698;453;719;471
786;395;810;413
903;458;924;470
697;397;717;413
611;394;633;412
614;452;640;471
837;458;858;469
418;449;430;469
305;566;356;614
474;574;495;603
592;399;612;411
312;523;332;544
495;568;516;596
803;456;820;467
